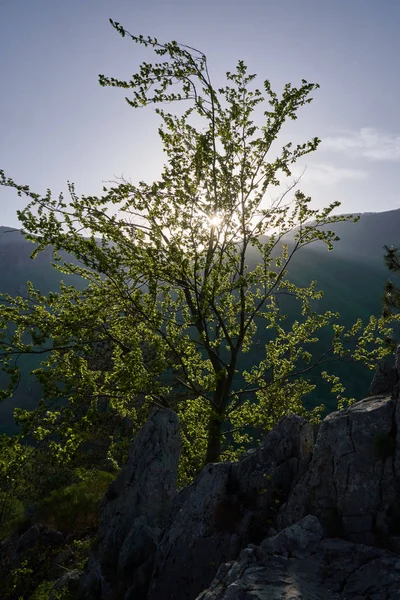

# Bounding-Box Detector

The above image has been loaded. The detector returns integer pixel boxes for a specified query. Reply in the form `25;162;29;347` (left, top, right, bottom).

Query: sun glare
208;214;222;228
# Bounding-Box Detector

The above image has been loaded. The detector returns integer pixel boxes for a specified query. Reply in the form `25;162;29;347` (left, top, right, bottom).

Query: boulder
196;516;400;600
277;394;400;549
148;414;313;600
79;408;181;600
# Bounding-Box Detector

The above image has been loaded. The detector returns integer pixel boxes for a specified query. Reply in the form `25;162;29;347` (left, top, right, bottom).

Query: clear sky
1;0;400;228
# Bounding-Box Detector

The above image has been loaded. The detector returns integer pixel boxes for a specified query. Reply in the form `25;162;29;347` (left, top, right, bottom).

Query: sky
1;0;400;228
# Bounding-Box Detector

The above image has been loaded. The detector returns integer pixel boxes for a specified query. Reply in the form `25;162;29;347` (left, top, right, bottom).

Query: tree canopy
0;22;396;490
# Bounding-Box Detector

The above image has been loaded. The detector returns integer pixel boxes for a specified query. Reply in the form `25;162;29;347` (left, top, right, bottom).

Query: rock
148;414;313;600
50;546;75;579
78;390;400;599
260;514;324;557
79;408;181;600
196;517;400;600
148;461;237;600
369;344;400;398
277;394;400;548
369;352;397;396
232;414;313;544
17;524;64;552
50;569;82;599
0;524;64;579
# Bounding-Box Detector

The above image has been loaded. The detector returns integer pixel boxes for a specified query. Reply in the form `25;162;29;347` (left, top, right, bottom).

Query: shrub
30;581;66;599
0;491;25;540
36;470;114;534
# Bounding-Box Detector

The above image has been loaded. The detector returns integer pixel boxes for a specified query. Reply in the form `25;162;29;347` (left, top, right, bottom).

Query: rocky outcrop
148;461;236;600
148;414;313;600
79;408;181;600
369;356;397;395
277;394;400;549
260;514;324;557
231;414;313;543
369;344;399;396
196;515;400;600
77;386;400;599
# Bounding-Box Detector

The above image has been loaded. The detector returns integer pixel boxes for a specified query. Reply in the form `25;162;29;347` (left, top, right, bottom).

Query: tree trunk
205;412;223;463
205;371;235;464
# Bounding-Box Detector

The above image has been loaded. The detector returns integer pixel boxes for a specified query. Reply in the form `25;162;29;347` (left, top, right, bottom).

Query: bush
0;492;25;540
30;581;66;599
36;470;114;534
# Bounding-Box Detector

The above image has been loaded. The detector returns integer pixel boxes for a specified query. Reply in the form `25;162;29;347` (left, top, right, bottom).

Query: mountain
0;226;85;434
0;209;399;433
0;226;82;296
286;208;400;266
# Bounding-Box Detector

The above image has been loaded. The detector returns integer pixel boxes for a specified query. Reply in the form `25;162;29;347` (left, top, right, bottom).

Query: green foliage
36;469;114;534
3;559;33;597
30;581;67;600
382;244;400;350
0;531;66;600
0;23;398;486
0;491;25;540
70;536;93;570
25;538;90;599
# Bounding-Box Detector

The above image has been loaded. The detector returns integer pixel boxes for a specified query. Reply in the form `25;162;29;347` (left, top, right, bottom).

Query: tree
383;245;400;317
381;244;400;351
0;22;395;481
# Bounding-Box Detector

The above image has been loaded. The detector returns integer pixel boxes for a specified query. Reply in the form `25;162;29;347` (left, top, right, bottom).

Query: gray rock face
148;462;236;600
79;408;181;600
196;516;400;600
369;344;400;397
277;395;400;549
148;414;313;600
260;514;324;557
232;414;313;544
80;392;400;599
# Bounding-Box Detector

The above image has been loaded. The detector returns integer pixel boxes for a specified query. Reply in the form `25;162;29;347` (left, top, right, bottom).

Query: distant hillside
0;226;85;434
0;210;399;433
286;208;400;266
0;226;83;295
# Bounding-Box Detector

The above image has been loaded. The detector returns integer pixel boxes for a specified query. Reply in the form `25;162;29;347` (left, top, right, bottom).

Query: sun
208;214;222;228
